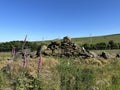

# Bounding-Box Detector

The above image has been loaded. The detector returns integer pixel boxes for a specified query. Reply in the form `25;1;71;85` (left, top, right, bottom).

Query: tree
83;43;90;50
108;40;119;49
95;42;107;50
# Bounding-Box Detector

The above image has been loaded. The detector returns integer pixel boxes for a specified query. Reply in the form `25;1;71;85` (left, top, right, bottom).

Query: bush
0;41;39;52
96;42;107;50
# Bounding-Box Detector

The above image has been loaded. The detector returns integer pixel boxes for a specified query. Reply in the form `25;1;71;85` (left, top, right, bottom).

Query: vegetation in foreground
0;52;120;90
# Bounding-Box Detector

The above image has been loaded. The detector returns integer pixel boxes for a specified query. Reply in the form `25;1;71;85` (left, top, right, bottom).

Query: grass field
72;34;120;45
0;50;120;90
35;34;120;46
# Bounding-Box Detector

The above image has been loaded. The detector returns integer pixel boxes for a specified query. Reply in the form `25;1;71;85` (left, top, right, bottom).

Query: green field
0;51;120;90
35;34;120;46
72;34;120;45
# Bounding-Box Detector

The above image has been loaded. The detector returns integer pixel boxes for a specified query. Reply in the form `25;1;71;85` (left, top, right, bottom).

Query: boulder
63;36;71;43
41;45;47;52
43;49;52;56
13;49;35;60
116;54;120;58
100;52;109;59
88;51;98;58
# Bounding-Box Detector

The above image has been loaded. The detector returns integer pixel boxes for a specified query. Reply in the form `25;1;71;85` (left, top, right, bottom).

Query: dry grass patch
1;57;59;78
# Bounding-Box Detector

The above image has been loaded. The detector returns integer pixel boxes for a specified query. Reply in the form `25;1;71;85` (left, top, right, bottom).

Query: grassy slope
35;34;120;45
72;34;120;45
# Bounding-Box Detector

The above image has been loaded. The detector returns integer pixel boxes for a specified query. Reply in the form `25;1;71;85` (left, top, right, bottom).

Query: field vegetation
0;34;120;52
73;34;120;44
0;52;120;90
0;34;120;90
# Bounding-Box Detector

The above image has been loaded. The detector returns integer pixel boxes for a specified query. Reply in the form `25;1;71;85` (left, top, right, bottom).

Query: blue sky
0;0;120;42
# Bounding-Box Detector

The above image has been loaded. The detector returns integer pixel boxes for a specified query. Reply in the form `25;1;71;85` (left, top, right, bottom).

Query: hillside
72;34;120;45
0;34;119;52
35;34;120;46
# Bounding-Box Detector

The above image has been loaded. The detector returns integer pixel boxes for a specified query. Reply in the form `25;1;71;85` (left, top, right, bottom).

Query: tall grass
0;71;4;89
1;52;120;90
57;58;120;90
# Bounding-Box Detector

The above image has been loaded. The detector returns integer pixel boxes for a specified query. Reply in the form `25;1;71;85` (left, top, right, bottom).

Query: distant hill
0;34;119;52
72;34;120;45
36;34;120;45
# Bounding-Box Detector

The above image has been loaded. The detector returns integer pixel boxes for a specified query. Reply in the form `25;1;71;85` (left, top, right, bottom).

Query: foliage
1;52;120;90
1;34;120;52
108;40;119;49
82;40;120;50
0;41;39;52
57;58;96;90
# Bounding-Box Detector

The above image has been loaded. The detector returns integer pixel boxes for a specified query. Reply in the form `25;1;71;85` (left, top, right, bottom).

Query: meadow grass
0;51;120;90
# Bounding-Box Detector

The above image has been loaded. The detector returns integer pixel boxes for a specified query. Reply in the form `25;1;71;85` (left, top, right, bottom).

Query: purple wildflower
11;48;16;55
23;52;27;68
12;48;16;54
22;35;27;49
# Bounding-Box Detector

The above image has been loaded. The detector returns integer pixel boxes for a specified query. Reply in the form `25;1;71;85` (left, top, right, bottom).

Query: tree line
82;40;120;50
0;41;39;52
0;40;119;52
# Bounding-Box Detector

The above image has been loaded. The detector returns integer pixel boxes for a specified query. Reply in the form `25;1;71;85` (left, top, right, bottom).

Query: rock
80;47;95;58
51;39;61;45
100;52;109;59
41;45;47;52
116;54;120;58
13;49;35;60
43;49;52;55
30;52;36;58
89;51;98;58
36;45;48;57
63;36;71;43
13;52;23;60
21;49;31;54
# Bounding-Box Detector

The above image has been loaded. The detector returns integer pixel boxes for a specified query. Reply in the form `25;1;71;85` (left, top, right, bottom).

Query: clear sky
0;0;120;42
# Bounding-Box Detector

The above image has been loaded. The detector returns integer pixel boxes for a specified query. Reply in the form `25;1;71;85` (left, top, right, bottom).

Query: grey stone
116;54;120;58
100;52;109;59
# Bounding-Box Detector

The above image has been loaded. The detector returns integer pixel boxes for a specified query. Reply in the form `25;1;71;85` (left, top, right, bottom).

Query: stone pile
43;39;61;56
61;36;81;57
40;36;112;59
42;36;84;57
